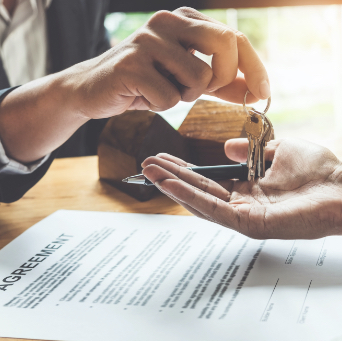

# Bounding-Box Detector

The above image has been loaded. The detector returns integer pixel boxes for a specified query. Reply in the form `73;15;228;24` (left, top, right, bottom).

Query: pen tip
122;178;128;183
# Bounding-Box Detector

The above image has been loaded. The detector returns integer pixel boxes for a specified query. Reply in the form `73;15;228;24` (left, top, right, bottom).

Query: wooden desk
0;156;190;341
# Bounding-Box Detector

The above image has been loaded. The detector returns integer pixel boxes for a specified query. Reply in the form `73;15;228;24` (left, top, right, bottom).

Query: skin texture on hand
142;138;342;240
69;8;269;118
0;7;269;163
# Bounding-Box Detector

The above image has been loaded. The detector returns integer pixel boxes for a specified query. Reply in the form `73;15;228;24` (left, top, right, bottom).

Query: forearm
0;72;89;164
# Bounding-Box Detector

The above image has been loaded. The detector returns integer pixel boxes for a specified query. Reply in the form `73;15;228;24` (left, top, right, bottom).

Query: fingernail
259;80;271;99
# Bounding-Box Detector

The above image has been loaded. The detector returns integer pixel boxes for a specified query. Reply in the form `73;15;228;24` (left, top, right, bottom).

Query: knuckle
201;65;213;84
200;177;210;193
173;6;197;17
221;28;237;47
148;10;174;28
132;29;158;46
156;152;170;158
189;188;197;203
181;91;198;103
166;91;181;108
157;93;180;111
236;31;250;45
144;156;159;165
210;196;219;215
193;63;213;84
182;63;212;92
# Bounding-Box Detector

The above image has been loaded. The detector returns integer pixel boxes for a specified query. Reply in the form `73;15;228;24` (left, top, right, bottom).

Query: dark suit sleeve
0;87;59;203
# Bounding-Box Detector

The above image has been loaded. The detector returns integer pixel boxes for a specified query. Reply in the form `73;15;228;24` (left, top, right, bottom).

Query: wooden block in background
178;99;248;166
98;110;190;202
98;99;274;201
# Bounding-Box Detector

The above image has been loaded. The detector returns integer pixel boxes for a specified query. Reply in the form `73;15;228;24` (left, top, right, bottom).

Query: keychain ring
243;90;271;116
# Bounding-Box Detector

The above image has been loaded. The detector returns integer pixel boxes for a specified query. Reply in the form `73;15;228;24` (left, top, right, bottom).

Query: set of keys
243;90;274;181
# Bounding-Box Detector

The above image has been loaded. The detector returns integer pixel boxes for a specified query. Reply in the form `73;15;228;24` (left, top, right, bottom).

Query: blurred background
105;5;342;158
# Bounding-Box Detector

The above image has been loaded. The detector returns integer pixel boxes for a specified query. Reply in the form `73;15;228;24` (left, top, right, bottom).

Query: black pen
122;161;272;186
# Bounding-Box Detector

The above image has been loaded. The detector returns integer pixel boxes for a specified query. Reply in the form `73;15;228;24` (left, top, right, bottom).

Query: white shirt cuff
0;138;51;175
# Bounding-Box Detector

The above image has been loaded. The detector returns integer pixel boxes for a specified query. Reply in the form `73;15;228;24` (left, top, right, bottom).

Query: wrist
0;73;89;163
59;57;103;120
51;69;91;122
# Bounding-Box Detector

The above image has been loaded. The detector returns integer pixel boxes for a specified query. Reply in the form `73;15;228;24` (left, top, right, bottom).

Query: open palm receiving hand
142;138;342;240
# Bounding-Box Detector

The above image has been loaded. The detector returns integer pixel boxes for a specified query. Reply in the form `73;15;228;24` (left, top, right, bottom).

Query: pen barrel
145;179;153;185
143;161;272;185
191;163;248;181
190;161;271;182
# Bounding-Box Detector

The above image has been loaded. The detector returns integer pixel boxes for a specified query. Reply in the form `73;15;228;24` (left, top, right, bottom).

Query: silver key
259;115;273;178
243;91;272;181
258;115;270;178
245;111;264;181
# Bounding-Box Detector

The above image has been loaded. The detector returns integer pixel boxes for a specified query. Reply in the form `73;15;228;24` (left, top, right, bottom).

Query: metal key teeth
243;91;273;182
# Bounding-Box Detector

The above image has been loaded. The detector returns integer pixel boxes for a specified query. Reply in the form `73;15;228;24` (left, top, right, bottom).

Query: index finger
173;7;270;100
141;152;196;168
162;11;238;94
142;156;231;201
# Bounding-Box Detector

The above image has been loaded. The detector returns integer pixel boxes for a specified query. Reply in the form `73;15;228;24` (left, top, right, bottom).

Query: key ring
243;90;271;116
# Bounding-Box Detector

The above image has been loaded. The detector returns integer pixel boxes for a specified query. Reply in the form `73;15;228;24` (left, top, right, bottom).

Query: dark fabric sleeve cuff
0;86;21;101
0;149;59;203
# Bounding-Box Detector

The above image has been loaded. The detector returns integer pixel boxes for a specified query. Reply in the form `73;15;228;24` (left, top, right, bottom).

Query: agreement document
0;210;341;341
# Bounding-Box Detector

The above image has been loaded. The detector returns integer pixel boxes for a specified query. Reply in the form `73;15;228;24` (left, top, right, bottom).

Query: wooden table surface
0;156;190;341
